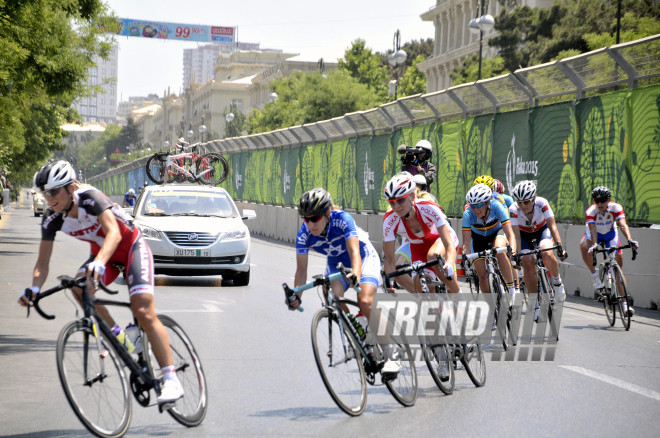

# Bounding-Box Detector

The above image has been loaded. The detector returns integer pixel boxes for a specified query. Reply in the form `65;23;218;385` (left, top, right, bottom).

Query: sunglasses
594;198;609;204
303;214;325;224
387;196;410;207
516;200;533;206
43;187;63;198
470;202;487;209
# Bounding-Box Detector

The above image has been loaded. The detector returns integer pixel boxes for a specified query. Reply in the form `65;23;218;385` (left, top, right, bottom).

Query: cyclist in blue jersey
463;175;508;211
493;179;514;209
123;188;136;208
463;184;517;326
287;188;401;378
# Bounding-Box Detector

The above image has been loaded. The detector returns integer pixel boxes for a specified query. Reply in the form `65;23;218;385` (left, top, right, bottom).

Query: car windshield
141;190;238;217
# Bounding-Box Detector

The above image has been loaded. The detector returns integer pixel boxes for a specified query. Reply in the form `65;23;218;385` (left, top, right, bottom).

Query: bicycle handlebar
282;263;361;312
29;275;119;320
382;255;452;289
592;243;637;266
465;245;510;261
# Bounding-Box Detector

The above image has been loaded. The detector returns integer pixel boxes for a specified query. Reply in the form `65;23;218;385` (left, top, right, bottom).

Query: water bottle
346;313;366;342
113;325;135;354
125;323;143;354
356;313;369;338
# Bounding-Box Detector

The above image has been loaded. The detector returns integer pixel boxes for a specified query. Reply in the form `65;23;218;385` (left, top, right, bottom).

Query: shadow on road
249;401;403;421
1;430;89;438
0;335;56;354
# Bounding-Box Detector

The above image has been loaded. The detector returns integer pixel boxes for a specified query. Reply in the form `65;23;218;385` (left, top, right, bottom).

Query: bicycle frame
592;243;636;299
166;149;203;180
519;244;561;296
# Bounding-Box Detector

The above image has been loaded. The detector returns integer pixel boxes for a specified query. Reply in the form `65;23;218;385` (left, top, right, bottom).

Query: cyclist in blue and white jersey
123;188;136;208
463;184;517;326
287;188;401;378
510;181;567;321
494;179;515;209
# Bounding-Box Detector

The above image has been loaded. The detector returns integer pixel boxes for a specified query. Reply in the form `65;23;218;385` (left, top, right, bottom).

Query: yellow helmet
474;175;495;190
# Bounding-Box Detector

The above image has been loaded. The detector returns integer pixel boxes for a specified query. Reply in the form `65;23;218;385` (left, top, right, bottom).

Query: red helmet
494;179;505;194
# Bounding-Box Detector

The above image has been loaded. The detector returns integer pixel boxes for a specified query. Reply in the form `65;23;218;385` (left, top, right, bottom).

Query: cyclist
287;188;402;379
412;174;438;204
509;181;567;321
123;188;136;207
493;179;515;208
462;184;517;329
383;172;460;295
463;175;508;211
18;161;184;406
581;186;638;315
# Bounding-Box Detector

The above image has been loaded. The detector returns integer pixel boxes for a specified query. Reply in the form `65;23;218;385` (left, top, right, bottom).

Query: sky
105;0;436;101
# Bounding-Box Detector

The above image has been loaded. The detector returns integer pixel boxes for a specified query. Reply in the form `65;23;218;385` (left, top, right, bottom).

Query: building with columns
418;0;554;93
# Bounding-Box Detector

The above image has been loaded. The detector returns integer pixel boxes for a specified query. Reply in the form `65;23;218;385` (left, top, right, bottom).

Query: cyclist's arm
345;236;362;282
546;216;562;247
383;240;396;276
587;223;598;244
294;253;308;288
462;229;471;256
94;209;122;266
438;224;456;267
511;224;523;255
617;217;633;242
32;240;54;290
502;221;516;253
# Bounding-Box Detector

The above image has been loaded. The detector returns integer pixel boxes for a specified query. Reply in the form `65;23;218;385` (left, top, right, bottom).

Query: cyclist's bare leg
475;259;490;293
540;241;559;277
390;271;422;294
521;254;537;294
494;235;513;285
130;292;173;368
580;237;595;273
426;239;460;293
71;272;116;328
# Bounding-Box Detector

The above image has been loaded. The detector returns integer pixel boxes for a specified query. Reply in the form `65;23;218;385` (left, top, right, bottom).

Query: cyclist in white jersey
581;186;638;315
510;181;567;321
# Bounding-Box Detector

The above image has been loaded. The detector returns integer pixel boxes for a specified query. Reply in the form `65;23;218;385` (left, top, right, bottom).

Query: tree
78;125;122;178
377;38;434;83
450;55;508;86
0;0;116;185
398;55;428;97
244;70;381;134
338;39;389;102
223;107;247;138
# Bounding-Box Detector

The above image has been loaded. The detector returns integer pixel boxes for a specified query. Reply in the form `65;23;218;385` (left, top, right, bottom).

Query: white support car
131;184;256;285
33;191;46;217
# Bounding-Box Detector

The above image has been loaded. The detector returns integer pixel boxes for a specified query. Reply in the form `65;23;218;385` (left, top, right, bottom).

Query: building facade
73;45;119;124
418;0;554;93
182;42;262;90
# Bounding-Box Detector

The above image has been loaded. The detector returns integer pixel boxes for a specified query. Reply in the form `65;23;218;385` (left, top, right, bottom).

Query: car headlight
224;226;247;240
137;224;161;240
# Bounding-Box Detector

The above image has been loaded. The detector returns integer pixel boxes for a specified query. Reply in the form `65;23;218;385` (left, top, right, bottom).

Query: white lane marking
251;263;258;267
158;304;223;313
561;366;660;402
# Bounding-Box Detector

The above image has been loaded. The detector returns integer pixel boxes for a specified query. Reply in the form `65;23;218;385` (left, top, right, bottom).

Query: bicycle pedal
158;402;175;413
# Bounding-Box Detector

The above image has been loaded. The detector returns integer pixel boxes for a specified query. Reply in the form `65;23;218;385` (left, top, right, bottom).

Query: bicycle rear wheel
599;264;616;326
384;343;418;407
56;320;131;438
146;153;169;184
613;266;631;331
145;315;208;427
462;343;487;387
195;153;229;186
424;343;455;395
311;309;367;416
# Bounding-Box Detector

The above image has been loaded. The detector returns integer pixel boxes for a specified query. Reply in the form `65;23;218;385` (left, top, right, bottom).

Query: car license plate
174;249;210;257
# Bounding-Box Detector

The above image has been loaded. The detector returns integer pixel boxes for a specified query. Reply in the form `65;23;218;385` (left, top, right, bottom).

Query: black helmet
298;188;332;217
33;161;75;192
591;186;611;200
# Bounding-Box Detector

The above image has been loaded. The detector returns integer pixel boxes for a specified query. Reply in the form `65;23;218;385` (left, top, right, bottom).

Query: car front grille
153;255;245;265
164;231;220;247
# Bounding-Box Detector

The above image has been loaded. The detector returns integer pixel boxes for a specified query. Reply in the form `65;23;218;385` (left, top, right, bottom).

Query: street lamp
268;92;278;103
187;123;194;142
469;0;495;81
387;29;407;100
199;116;207;143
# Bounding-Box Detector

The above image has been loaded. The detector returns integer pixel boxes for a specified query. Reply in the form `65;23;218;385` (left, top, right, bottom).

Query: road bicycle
464;245;513;351
28;275;208;438
592;243;637;331
517;242;563;326
146;138;228;186
383;257;487;392
282;263;418;416
461;257;480;297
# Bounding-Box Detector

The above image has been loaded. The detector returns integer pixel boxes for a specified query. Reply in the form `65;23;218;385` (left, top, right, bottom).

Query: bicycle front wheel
462;343;487;387
385;344;418;407
311;309;367;416
489;274;508;351
56;320;131;438
145;315;208;427
613;266;631;331
195;153;229;186
599;263;616;326
146;153;169;184
424;343;455;395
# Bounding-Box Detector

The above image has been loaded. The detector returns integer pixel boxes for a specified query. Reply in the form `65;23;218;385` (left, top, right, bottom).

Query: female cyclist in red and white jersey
382;172;460;294
18;161;183;405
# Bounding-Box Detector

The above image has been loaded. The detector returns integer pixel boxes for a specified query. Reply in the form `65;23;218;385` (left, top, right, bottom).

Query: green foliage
584;14;660;49
377;38;434;83
338;39;389;101
223;107;247;138
398;55;427;97
78;124;122;178
0;0;115;184
450;55;508;86
244;70;380;134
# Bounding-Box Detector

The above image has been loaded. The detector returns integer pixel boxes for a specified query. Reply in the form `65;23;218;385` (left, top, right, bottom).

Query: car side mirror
242;209;256;220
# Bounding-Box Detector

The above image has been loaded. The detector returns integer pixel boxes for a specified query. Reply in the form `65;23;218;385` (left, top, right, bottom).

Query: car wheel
233;269;250;286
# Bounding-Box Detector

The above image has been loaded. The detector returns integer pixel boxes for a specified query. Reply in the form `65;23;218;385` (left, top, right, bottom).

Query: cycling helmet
512;180;536;202
384;172;415;200
415;140;433;158
494;179;505;194
412;174;427;187
298;188;332;217
33;161;76;192
466;183;492;205
474;175;495;190
128;189;135;195
591;186;611;200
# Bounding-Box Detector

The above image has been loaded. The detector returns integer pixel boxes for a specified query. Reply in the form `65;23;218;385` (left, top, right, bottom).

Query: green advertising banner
326;139;347;208
374;133;396;211
433;121;464;216
462;115;493;188
355;136;374;211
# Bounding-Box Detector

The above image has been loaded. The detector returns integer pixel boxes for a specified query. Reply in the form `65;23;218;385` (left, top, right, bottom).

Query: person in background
123;188;136;208
401;140;436;192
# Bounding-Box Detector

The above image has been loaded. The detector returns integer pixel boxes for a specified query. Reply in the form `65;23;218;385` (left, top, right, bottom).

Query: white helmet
128;188;135;195
416;139;432;152
512;180;537;202
33;161;76;191
384;172;415;200
412;174;427;186
466;183;492;205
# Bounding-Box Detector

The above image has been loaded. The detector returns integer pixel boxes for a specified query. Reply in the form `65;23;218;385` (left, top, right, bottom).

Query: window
109;99;114;105
232;100;243;111
110;88;114;95
110;69;115;75
100;109;105;115
100;98;105;104
110;109;114;115
101;68;106;74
